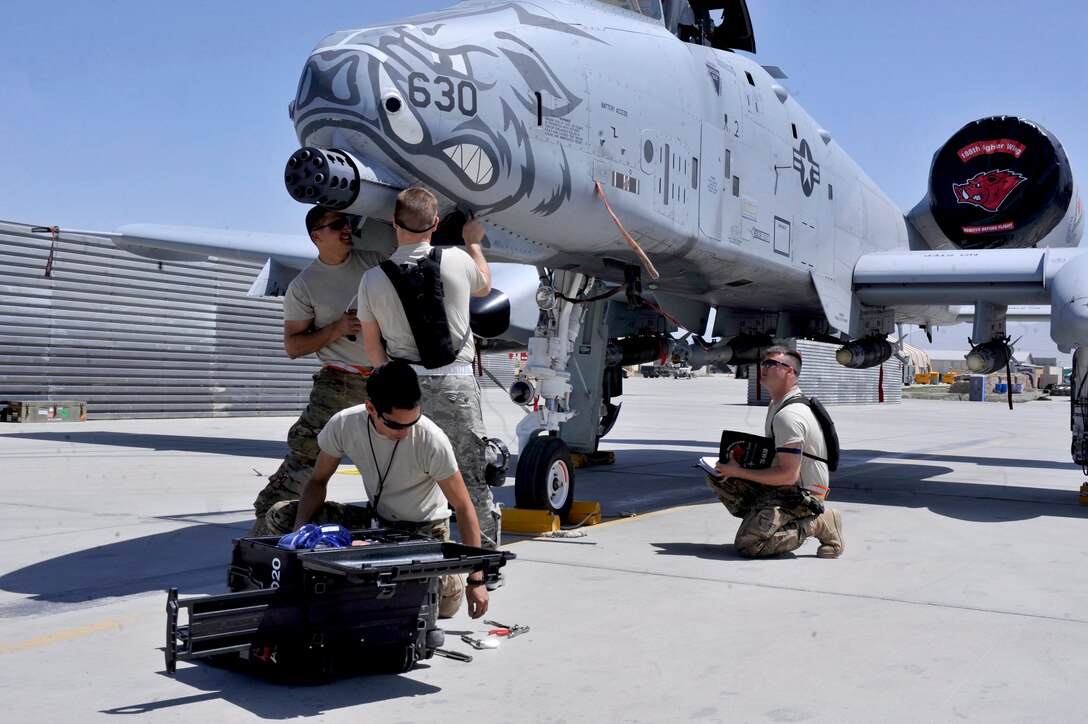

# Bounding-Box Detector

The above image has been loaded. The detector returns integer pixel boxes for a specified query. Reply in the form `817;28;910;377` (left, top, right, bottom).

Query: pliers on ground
483;619;530;638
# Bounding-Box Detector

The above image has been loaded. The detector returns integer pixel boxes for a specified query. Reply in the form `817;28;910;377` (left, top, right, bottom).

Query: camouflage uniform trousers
705;475;819;558
264;499;464;618
419;374;501;549
249;367;371;535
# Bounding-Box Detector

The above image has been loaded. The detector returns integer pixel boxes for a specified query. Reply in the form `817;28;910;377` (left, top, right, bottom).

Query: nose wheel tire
514;436;575;519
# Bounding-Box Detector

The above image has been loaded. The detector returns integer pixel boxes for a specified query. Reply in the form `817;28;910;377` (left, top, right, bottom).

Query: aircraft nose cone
293;26;430;151
292;28;394;136
299;48;365;106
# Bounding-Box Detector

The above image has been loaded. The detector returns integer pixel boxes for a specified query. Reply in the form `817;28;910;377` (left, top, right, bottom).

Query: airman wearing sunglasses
708;346;845;558
265;360;490;619
248;206;393;535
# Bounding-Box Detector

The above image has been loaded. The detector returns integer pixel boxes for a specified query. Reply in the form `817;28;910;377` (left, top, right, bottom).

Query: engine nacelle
836;338;894;369
965;339;1014;375
908;116;1082;251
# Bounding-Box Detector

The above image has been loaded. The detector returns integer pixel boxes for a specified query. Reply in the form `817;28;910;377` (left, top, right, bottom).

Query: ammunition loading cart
165;529;513;680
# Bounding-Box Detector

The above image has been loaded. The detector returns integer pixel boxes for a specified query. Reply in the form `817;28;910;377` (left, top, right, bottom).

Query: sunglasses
394;216;436;234
311;217;351;233
379;412;421;431
760;359;793;372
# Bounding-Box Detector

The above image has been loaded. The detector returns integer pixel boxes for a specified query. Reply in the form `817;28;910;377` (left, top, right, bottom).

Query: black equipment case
165;529;513;679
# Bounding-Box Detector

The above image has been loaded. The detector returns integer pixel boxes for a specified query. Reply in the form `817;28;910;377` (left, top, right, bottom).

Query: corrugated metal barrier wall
0;221;318;418
0;221;518;419
747;338;903;405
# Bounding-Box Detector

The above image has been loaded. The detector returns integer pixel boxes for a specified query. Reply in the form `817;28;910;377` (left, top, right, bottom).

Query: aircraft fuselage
289;0;907;322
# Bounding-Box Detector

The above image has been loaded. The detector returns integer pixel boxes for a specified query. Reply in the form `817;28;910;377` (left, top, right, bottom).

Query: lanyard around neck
366;416;400;516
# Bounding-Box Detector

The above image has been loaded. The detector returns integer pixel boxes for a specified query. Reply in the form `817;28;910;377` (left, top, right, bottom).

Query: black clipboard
718;429;776;470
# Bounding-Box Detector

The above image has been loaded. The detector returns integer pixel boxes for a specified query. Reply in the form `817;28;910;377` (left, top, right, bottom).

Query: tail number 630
407;73;478;117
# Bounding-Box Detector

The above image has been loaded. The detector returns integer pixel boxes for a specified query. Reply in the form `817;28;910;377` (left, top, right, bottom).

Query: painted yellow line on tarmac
592;502;707;528
501;502;708;546
0;611;158;655
939;436;1011;457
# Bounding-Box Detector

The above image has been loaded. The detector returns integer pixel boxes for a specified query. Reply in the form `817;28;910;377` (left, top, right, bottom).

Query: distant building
1021;354;1067;388
916;350;969;376
896;341;931;381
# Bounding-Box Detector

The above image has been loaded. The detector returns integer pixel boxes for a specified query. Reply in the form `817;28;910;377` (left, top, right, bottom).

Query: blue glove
277;523;352;550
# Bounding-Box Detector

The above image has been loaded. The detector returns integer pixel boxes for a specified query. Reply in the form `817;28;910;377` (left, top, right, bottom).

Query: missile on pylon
678;334;771;370
965;339;1014;375
835;338;894;369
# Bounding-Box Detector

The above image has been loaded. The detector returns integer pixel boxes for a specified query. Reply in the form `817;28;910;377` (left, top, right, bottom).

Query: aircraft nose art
293;28;392;145
292;23;504;201
291;7;583;218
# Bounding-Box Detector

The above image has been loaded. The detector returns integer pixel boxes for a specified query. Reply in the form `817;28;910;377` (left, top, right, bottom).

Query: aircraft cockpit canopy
594;1;756;53
665;0;756;53
592;0;664;22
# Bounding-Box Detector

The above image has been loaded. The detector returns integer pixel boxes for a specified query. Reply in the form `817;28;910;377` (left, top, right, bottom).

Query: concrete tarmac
2;375;1087;723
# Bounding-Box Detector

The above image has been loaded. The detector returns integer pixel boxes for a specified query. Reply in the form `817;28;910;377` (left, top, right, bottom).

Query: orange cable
594;181;659;279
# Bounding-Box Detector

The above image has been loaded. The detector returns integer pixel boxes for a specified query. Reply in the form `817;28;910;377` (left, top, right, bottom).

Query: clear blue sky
4;0;1085;359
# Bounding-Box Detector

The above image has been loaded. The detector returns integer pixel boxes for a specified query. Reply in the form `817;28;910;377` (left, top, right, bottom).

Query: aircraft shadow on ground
102;662;442;717
4;450;1083;610
0;521;250;609
491;446;716;516
2;431;285;458
845;447;1076;472
528;444;1088;524
830;464;1088;522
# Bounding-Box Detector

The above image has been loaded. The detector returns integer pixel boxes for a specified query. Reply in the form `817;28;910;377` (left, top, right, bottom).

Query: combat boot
806;507;844;558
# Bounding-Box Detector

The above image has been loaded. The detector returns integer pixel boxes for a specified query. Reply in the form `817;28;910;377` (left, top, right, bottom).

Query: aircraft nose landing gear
510;269;593;519
514;436;575;519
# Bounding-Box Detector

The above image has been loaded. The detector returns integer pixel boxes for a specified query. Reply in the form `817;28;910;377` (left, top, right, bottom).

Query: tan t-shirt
765;388;830;496
357;242;486;366
282;249;387;366
317;404;458;523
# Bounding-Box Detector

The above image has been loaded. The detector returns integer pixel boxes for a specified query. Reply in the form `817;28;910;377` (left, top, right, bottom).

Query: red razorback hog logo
952;170;1027;212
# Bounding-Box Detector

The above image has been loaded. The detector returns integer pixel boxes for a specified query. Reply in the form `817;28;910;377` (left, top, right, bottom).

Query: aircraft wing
853;247;1088;350
94;223;317;297
109;223;315;268
86;220;544;340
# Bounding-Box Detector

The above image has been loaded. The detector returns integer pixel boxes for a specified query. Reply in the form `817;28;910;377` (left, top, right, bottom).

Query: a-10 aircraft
101;0;1087;516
